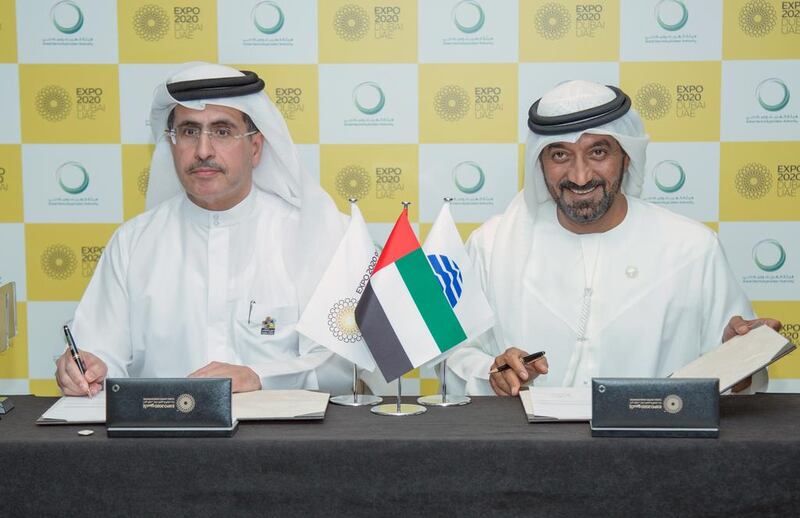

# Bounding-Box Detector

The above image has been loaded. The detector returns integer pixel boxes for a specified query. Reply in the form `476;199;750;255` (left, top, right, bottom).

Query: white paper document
519;386;591;423
232;389;329;420
37;389;331;424
37;392;106;424
670;324;796;393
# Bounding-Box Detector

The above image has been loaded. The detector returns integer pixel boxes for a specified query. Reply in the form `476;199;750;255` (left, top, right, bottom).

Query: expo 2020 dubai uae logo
535;3;571;40
334;4;369;41
133;4;169;41
635;83;672;121
41;244;77;280
434;85;471;122
739;0;776;38
36;85;72;122
328;298;362;343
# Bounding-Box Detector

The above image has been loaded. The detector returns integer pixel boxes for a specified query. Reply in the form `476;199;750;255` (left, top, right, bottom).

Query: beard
547;164;624;225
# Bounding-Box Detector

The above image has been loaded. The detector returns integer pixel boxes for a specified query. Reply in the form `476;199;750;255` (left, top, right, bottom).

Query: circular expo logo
452;161;485;194
738;0;776;38
434;85;471;121
137;168;150;197
35;85;72;122
55;161;89;195
41;243;77;280
334;4;369;41
336;165;371;200
452;0;485;34
176;393;196;413
655;0;688;32
756;78;790;112
251;1;284;35
327;298;362;343
352;81;386;115
133;4;169;42
534;2;571;40
735;162;772;200
752;238;786;272
652;160;686;193
51;0;84;34
635;82;672;120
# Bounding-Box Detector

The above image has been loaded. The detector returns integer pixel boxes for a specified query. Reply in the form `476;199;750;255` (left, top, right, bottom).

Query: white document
670;324;796;393
232;389;330;420
37;389;331;424
37;392;106;424
519;386;591;423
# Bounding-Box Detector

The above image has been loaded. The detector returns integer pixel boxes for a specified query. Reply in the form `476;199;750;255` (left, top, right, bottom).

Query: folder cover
106;378;238;437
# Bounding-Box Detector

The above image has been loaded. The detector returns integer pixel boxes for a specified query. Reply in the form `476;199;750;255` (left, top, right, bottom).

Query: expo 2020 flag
355;203;494;382
296;202;378;371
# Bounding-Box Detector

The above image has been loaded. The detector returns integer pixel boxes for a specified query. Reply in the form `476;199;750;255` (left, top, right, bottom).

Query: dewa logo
50;0;84;34
756;78;790;112
328;298;362;343
736;162;772;199
452;0;485;34
452;161;485;194
434;85;470;121
352;81;385;115
137;168;150;197
35;85;72;122
634;83;672;120
56;161;89;195
655;0;688;32
534;2;571;40
133;4;169;41
336;165;371;200
251;1;284;35
41;243;77;280
652;160;686;193
334;4;369;41
752;238;786;272
739;0;776;38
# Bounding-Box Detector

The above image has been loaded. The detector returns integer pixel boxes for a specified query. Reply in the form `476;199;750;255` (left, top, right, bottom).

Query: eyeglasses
165;126;259;148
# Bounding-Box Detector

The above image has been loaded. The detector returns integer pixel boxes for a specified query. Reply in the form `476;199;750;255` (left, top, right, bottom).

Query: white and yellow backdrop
0;0;798;396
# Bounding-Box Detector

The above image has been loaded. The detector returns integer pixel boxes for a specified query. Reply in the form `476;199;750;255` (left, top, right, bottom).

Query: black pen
489;351;546;375
63;325;92;398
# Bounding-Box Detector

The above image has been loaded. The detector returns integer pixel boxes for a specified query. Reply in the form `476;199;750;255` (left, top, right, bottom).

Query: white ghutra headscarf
145;62;347;310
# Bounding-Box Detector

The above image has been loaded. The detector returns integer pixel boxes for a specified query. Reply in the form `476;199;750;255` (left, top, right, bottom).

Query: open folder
37;389;330;424
519;386;591;423
670;324;796;393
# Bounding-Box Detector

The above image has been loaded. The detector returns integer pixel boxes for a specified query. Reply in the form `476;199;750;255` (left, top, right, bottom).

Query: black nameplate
591;378;719;438
106;378;237;437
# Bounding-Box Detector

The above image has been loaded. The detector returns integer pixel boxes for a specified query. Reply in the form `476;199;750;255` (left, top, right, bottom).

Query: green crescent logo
56;161;89;195
752;239;786;272
756;78;790;112
452;161;485;194
452;0;485;34
655;0;688;31
51;0;84;34
652;160;686;193
353;81;385;115
251;1;285;35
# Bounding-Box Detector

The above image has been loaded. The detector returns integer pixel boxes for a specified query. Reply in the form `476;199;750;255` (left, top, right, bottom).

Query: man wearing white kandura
55;62;352;396
444;80;782;396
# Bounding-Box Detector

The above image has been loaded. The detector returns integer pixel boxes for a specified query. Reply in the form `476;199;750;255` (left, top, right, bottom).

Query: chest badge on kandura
261;316;276;335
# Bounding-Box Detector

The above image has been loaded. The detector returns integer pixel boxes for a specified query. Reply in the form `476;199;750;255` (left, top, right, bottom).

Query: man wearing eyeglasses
55;63;352;396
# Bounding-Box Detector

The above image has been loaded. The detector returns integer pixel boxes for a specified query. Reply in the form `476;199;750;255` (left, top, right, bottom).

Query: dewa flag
355;206;489;382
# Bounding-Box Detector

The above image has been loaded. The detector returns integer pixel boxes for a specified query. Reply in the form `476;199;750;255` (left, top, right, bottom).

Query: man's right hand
55;349;107;397
489;347;549;397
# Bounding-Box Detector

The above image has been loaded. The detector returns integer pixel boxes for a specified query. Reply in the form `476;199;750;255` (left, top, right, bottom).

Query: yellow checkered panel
0;0;798;396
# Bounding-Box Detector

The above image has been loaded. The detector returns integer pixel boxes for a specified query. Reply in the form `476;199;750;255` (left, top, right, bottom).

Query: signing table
2;394;800;517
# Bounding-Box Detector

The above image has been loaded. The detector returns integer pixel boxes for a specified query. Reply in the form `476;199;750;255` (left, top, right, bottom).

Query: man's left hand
188;361;261;393
722;315;782;343
722;315;783;393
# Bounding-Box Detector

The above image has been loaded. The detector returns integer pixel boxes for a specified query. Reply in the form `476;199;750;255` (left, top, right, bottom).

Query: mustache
188;159;225;174
559;178;605;191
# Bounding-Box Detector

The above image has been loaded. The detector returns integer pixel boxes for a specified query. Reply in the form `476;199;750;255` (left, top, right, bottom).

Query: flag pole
371;372;427;417
329;198;383;407
371;201;427;417
330;362;383;407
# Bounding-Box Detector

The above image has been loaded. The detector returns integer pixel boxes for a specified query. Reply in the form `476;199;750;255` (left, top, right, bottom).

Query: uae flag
355;207;468;382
